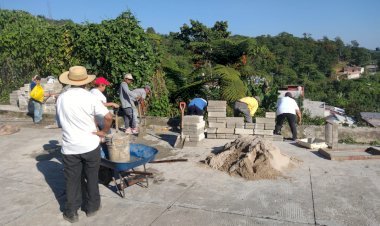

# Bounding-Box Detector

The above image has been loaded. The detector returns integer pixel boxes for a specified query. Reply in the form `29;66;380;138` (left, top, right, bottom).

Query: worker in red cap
90;77;119;130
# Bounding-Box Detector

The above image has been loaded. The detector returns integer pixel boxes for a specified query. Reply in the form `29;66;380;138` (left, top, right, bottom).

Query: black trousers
62;146;101;214
187;105;204;116
274;113;297;140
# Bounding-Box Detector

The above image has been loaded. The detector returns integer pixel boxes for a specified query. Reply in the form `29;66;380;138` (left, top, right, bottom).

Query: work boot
63;211;79;223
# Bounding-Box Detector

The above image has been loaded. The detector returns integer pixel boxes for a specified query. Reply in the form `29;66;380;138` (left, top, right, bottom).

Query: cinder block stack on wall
206;101;283;141
182;116;206;142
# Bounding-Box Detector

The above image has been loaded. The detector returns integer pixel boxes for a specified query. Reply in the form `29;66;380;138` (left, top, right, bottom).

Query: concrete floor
0;118;379;226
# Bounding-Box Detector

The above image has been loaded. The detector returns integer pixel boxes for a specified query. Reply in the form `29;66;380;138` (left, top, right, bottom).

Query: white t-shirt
56;88;110;155
90;88;107;103
276;96;299;115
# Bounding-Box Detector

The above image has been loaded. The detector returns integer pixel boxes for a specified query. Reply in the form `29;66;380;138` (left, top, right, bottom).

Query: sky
1;0;379;50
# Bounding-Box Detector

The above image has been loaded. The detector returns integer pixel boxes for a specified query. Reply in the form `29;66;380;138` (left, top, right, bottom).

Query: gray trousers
122;107;136;129
234;101;252;123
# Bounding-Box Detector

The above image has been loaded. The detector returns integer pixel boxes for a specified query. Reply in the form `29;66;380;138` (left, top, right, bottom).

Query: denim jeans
32;99;43;123
62;146;101;214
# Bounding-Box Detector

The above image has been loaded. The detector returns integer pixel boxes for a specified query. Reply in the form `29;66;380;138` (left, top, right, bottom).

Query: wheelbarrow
99;143;158;198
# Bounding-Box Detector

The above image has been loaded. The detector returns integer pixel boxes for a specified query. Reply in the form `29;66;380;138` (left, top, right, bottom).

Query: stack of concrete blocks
207;100;227;139
182;116;206;142
254;112;283;141
41;79;63;113
9;77;63;113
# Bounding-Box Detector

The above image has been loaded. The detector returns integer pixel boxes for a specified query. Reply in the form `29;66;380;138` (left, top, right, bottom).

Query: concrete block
187;133;205;141
265;112;276;118
245;123;255;129
206;133;217;139
254;129;274;135
217;128;235;134
255;123;265;129
183;116;204;123
208;122;226;128
207;117;217;122
208;100;227;107
208;111;226;117
183;121;206;129
235;122;245;128
255;117;275;124
225;134;239;139
182;128;205;136
206;128;217;133
206;107;226;112
226;117;244;123
265;124;276;130
226;124;236;128
216;134;226;139
234;128;254;135
216;117;227;123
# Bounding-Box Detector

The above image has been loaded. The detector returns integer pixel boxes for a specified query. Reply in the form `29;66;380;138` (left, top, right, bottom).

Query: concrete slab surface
0;120;379;226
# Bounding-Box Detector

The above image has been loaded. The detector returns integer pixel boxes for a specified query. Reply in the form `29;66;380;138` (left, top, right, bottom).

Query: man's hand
93;130;108;138
113;103;119;108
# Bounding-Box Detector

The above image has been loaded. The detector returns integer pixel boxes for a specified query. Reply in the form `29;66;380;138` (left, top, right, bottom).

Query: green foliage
0;10;158;105
214;65;247;101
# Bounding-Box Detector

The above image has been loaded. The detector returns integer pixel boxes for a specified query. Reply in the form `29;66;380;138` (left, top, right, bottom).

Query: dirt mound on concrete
0;124;20;136
205;135;295;180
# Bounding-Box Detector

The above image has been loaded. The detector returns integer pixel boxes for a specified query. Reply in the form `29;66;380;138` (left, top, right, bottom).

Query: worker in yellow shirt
234;96;260;123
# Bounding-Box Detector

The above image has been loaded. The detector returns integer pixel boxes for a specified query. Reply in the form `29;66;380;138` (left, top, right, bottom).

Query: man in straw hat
56;66;112;223
233;96;260;123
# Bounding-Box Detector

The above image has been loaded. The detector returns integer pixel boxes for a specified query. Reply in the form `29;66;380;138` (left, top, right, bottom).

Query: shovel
174;102;187;149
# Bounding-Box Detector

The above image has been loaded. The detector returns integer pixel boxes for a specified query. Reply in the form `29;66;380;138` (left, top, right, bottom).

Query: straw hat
59;66;96;86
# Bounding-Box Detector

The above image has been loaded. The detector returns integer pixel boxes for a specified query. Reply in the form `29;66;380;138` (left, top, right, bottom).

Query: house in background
365;64;378;75
278;85;304;98
337;66;364;80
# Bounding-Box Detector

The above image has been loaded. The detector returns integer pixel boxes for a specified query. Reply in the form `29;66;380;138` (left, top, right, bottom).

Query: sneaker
63;212;79;223
131;128;139;134
125;128;132;134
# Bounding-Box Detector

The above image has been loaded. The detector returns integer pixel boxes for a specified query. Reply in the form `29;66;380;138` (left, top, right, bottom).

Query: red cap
94;77;110;85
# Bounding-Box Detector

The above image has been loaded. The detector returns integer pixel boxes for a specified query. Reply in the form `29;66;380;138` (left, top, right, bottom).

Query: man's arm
296;109;302;125
94;112;113;137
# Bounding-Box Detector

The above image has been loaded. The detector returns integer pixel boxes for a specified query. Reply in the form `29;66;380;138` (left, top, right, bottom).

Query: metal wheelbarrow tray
100;143;158;198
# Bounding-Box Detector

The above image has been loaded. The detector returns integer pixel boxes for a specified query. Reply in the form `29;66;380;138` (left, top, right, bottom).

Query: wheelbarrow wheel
98;166;113;185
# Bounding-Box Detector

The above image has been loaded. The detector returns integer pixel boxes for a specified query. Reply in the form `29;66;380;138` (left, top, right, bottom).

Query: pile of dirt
205;135;297;180
0;124;20;136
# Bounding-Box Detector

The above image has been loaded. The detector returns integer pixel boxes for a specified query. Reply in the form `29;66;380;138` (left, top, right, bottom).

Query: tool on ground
174;102;187;149
149;158;188;163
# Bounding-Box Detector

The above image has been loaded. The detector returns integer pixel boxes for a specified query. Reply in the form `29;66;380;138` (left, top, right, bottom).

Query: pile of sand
205;135;297;180
0;124;20;136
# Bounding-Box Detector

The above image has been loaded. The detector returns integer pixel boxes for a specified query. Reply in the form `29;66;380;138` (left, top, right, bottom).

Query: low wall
300;125;379;144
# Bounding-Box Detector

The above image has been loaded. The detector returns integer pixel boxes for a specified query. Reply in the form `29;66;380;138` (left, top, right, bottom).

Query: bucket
106;132;130;162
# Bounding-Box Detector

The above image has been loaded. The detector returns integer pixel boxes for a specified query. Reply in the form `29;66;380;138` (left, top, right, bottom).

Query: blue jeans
32;99;43;123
